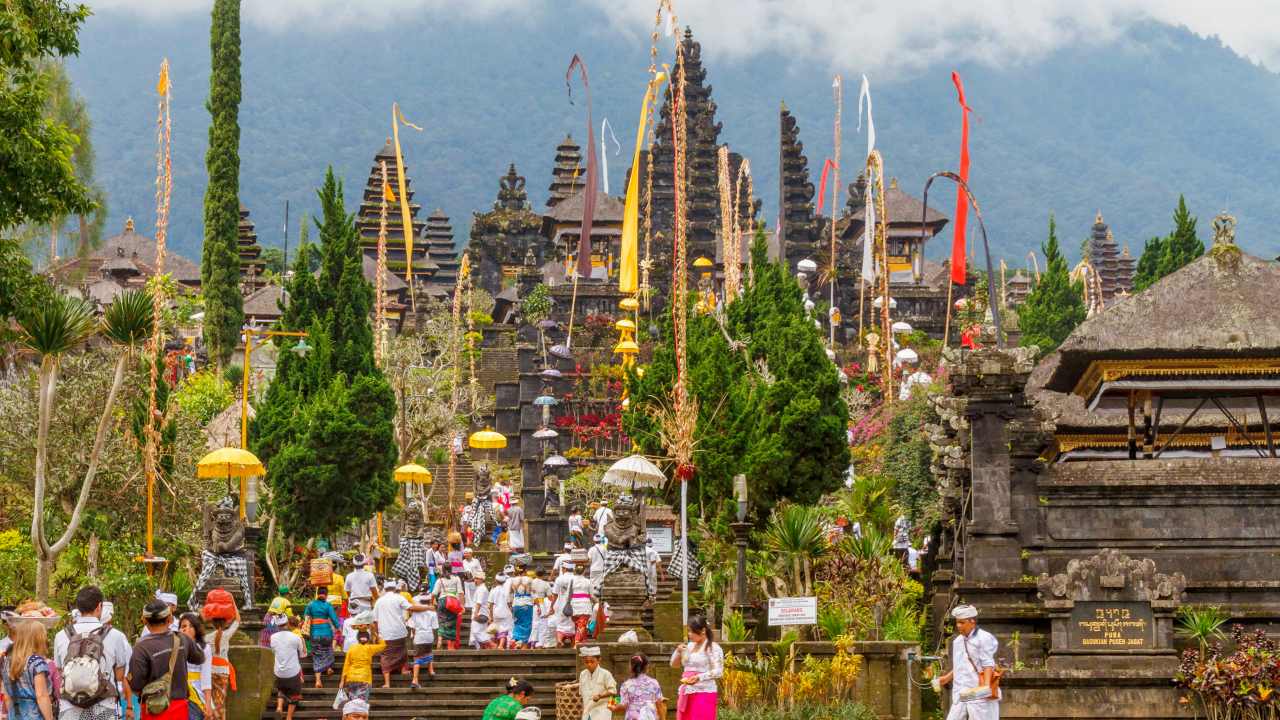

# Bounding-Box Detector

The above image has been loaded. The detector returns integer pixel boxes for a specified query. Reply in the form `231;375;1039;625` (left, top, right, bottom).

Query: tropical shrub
1176;625;1280;719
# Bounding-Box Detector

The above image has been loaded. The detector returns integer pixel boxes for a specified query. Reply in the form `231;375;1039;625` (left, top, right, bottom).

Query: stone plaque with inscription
1036;549;1185;670
1067;601;1154;650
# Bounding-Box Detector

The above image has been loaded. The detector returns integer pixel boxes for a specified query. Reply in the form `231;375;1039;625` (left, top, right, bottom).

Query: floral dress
2;655;51;720
620;674;665;720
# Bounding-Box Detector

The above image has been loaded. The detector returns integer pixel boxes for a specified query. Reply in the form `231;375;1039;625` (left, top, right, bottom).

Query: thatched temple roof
1042;249;1280;394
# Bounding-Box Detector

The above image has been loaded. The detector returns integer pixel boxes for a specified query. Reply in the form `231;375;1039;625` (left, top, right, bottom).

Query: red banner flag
950;71;971;285
816;158;837;216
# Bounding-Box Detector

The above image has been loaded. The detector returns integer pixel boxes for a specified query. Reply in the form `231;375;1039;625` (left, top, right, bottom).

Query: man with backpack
128;601;205;720
54;586;133;720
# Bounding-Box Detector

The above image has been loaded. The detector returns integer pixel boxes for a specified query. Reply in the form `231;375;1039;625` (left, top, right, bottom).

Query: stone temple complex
928;217;1278;718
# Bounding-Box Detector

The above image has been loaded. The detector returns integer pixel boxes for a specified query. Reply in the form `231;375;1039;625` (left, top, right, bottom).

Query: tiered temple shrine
541;189;626;282
422;209;461;298
777;103;824;268
237;203;264;289
928;217;1280;717
355;139;437;294
639;28;755;286
546;135;586;209
1084;211;1135;304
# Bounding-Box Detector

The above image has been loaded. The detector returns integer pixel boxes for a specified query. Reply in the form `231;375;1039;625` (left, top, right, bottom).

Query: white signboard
646;526;674;554
767;597;818;626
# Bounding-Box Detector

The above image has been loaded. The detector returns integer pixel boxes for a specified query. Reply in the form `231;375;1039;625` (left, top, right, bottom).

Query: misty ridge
69;7;1280;264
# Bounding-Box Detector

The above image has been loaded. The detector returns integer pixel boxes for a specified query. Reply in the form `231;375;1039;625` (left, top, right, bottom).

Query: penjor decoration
142;59;173;566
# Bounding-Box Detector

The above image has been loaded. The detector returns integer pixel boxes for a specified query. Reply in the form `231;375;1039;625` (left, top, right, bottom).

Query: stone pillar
942;343;1039;583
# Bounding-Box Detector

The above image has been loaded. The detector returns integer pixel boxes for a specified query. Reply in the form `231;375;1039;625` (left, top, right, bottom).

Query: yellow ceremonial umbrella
468;428;508;450
468;428;507;480
394;463;434;484
197;447;266;520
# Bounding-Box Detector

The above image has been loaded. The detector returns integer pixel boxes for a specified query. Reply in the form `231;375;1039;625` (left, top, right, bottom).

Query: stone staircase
264;648;578;720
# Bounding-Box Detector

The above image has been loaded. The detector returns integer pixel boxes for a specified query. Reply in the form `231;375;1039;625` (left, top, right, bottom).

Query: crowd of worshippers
1;587;231;720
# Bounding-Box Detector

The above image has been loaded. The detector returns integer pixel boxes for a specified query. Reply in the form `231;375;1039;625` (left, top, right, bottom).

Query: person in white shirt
407;594;438;686
592;502;614;533
462;549;484;609
936;605;1000;720
550;552;595;647
587;536;608;585
138;590;181;637
344;556;379;613
179;613;213;720
469;570;493;649
55;586;132;720
552;543;575;577
372;580;432;689
489;573;513;649
270;615;307;720
645;538;663;584
567;509;585;547
529;569;551;649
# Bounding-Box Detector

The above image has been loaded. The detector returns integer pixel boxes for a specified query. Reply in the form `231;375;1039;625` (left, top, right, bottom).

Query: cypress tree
200;0;244;366
1132;235;1166;291
251;166;397;541
624;231;848;526
1019;215;1086;354
1155;195;1203;279
1133;196;1203;291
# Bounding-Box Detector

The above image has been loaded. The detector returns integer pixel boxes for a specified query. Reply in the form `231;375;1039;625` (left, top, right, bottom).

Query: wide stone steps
266;648;578;720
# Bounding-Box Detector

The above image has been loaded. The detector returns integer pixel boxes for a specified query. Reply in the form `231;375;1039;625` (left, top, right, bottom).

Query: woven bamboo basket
556;681;582;719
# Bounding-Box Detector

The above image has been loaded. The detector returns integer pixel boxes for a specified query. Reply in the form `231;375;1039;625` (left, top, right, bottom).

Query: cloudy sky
88;0;1280;74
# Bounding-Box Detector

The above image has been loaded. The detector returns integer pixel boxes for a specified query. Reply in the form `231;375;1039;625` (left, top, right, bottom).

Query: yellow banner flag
383;181;396;204
391;103;423;282
156;59;170;96
619;71;667;295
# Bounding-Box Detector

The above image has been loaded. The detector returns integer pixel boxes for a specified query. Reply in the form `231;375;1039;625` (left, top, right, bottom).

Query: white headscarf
951;604;978;620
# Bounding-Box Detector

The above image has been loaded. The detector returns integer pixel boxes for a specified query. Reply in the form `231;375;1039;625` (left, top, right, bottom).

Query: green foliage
100;288;153;346
1176;605;1228;655
724;610;750;642
260;246;285;274
19;293;95;357
1019;215;1086;354
762;504;829;597
720;703;878;720
0;1;95;232
521;283;552;326
883;395;940;529
815;605;853;641
266;375;397;539
251;167;397;541
625;234;848;525
200;0;244;365
0;237;55;346
1134;195;1204;291
174;370;234;425
881;602;921;642
222;362;243;389
128;348;177;482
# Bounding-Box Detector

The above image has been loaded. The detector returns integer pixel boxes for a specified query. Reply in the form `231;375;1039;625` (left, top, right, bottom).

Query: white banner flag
858;74;876;282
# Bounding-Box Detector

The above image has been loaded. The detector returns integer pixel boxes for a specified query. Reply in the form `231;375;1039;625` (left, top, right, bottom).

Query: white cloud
89;0;528;29
88;0;1280;72
581;0;1280;74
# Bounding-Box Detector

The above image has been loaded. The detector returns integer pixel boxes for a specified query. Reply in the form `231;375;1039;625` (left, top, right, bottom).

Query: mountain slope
66;8;1280;267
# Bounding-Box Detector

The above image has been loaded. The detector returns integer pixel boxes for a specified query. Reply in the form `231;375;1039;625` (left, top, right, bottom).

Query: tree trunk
87;532;100;581
35;557;53;600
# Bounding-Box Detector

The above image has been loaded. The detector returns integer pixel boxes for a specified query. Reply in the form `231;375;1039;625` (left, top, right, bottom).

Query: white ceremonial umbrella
602;454;667;491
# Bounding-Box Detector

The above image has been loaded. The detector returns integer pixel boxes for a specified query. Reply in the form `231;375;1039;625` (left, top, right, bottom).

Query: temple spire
547;135;584;208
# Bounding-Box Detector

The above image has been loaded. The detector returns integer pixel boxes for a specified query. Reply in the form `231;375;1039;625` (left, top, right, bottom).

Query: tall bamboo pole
829;75;842;348
144;60;173;560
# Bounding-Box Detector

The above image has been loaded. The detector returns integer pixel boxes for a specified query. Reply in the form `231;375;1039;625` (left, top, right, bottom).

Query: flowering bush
1176;625;1280;718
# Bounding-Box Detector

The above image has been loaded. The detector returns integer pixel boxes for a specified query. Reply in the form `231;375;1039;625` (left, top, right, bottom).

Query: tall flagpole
829;75;842;348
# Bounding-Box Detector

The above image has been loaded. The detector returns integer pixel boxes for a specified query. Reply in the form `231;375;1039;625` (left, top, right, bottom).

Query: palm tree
762;504;830;597
23;290;152;598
